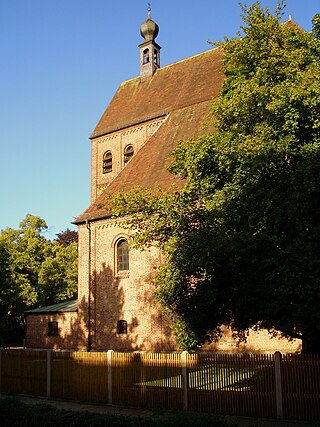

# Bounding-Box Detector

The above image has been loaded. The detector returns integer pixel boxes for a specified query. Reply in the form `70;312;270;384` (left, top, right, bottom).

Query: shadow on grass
0;396;238;427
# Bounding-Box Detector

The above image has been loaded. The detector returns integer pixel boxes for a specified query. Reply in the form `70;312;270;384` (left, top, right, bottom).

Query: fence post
47;350;52;398
181;351;188;411
107;349;114;405
274;351;283;420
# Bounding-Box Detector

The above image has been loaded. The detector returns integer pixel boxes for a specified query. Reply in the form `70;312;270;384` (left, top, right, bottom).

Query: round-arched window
124;145;134;165
116;238;129;272
103;151;112;174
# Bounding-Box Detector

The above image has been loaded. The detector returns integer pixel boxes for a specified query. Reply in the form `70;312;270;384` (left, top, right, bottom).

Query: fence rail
0;349;319;422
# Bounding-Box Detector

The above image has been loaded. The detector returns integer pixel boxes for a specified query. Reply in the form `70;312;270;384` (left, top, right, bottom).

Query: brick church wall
77;218;177;351
90;117;165;203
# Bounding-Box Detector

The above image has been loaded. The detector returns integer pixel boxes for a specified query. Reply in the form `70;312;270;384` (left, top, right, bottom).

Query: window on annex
47;321;59;336
124;145;134;165
116;238;129;273
117;320;127;334
103;151;112;174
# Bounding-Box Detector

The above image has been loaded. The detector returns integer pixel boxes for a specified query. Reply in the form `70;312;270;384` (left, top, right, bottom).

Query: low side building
25;300;80;350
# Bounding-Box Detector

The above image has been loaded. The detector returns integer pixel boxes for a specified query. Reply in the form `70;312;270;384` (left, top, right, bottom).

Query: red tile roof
75;47;224;223
91;48;223;139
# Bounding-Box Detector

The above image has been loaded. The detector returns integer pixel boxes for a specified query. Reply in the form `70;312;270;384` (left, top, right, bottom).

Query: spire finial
140;3;159;42
288;13;292;21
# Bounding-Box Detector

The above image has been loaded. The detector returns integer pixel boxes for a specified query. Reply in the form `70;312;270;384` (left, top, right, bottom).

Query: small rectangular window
117;320;127;334
48;321;59;336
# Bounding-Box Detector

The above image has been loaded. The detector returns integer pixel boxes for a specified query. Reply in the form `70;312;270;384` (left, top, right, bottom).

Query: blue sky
0;1;318;239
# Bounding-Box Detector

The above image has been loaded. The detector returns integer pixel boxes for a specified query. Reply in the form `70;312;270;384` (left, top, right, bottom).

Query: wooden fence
0;349;319;422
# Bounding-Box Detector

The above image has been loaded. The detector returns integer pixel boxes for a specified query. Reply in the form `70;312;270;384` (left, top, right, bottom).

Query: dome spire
140;3;159;42
139;4;161;77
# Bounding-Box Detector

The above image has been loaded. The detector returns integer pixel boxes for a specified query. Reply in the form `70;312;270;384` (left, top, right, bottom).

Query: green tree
0;240;19;345
0;215;78;344
313;13;320;39
38;241;78;306
111;2;320;352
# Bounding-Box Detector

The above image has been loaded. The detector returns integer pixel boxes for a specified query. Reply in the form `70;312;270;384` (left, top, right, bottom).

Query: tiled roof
91;47;223;139
75;47;224;223
77;100;215;222
25;300;78;314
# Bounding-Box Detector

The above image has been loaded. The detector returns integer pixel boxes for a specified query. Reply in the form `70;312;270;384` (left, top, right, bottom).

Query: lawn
0;397;238;427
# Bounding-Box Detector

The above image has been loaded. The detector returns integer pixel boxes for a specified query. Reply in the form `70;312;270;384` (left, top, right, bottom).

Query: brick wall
25;312;81;350
77;218;177;351
203;326;301;353
90;117;165;203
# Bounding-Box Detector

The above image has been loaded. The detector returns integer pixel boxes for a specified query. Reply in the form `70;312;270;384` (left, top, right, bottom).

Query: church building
25;8;301;353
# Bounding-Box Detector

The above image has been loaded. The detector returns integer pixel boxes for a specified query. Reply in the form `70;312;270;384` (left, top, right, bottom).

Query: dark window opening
143;48;150;64
48;321;58;336
154;49;158;65
117;239;129;272
103;151;112;174
124;145;134;164
117;320;127;334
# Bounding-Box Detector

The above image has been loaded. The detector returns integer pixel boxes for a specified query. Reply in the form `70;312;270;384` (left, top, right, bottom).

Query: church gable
79;99;215;222
79;46;224;222
91;48;223;140
90;116;166;203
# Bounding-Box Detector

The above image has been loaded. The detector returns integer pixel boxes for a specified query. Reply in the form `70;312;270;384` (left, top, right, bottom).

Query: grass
139;363;273;392
0;397;238;427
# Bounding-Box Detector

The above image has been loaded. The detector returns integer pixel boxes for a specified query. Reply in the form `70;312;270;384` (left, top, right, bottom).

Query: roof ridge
119;46;220;86
25;299;78;314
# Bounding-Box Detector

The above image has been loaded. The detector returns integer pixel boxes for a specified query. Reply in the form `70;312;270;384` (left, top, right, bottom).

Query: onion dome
140;4;159;42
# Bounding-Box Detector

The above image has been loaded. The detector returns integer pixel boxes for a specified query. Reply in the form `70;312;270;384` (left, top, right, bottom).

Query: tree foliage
0;215;78;345
55;228;78;247
313;13;320;40
111;2;320;352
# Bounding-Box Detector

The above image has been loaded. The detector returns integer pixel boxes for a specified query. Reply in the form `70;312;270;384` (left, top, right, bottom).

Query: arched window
124;145;134;165
143;48;150;64
103;151;112;174
116;238;129;273
117;320;127;334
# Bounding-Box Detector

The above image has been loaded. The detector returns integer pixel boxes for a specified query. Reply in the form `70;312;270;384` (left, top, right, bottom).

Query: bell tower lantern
139;4;161;77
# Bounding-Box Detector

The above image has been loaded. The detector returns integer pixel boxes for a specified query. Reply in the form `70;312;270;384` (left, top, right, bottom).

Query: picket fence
0;349;319;422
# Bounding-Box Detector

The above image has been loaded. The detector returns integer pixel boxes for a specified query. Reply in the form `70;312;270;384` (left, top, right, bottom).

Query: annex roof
25;300;78;314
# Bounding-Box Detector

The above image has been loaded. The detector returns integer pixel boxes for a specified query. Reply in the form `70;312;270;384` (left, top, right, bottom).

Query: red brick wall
77;219;177;351
25;312;81;350
90;118;165;203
